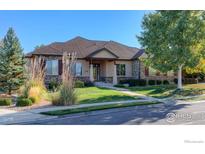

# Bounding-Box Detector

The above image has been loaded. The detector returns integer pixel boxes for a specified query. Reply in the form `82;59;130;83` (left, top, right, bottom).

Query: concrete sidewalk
0;108;56;124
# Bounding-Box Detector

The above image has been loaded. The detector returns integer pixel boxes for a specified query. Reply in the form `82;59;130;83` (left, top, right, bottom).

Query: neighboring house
26;36;176;84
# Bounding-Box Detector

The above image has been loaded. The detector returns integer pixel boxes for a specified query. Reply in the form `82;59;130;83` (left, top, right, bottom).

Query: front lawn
42;101;161;116
127;84;205;99
76;87;138;104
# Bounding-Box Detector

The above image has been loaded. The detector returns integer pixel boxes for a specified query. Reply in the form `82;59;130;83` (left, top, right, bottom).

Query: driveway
20;101;205;125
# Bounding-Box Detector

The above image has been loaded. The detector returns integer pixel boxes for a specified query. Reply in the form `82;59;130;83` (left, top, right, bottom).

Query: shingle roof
26;36;144;60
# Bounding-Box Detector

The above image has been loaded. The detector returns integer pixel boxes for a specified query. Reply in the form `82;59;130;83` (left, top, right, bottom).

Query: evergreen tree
0;28;26;94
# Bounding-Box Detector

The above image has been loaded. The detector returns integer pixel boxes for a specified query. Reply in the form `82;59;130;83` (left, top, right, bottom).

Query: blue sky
0;10;149;53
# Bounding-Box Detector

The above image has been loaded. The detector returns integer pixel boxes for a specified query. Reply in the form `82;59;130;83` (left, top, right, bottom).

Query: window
116;64;126;76
46;60;58;75
145;67;149;76
73;63;82;76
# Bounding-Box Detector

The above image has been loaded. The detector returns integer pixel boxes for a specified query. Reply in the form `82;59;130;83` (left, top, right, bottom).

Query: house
26;36;176;84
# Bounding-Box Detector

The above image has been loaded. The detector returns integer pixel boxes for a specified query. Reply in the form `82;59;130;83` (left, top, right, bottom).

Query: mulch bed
0;99;52;112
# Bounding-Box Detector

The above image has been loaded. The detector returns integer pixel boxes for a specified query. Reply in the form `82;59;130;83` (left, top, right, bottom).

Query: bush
75;80;85;88
29;97;36;103
156;80;162;85
16;98;33;107
129;79;139;87
48;79;59;92
163;80;170;85
148;80;156;85
138;79;147;86
0;98;12;106
173;78;178;84
119;79;130;84
114;84;126;88
119;79;146;87
184;78;198;84
84;81;94;87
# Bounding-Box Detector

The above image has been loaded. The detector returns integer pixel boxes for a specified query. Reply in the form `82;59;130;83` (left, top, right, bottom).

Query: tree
138;11;205;89
34;44;45;50
0;28;26;94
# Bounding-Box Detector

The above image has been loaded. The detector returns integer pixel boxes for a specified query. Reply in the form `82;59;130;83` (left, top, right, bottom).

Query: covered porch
86;48;118;85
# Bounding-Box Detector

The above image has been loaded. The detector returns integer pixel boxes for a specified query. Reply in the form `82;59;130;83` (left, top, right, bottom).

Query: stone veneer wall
132;60;140;79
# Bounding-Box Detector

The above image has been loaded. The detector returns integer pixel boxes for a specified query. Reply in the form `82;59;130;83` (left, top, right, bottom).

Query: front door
93;64;100;81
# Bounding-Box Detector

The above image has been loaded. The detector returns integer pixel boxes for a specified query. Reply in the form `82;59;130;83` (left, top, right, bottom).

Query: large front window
74;63;82;76
46;60;58;75
116;64;126;76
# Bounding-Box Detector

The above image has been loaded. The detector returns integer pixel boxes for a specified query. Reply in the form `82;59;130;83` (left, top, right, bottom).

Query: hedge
0;98;12;106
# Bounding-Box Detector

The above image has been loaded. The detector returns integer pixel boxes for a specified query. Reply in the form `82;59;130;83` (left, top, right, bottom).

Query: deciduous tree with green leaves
0;28;26;94
138;11;205;89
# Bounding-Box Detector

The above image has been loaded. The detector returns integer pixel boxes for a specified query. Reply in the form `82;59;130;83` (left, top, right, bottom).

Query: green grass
42;101;161;116
48;87;138;105
127;85;176;98
127;84;205;99
75;87;137;104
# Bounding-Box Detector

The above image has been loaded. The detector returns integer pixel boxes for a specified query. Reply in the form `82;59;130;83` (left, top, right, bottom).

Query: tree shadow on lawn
78;95;138;104
128;85;176;98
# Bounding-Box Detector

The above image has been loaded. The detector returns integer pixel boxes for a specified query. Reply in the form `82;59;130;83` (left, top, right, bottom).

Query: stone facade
132;60;140;79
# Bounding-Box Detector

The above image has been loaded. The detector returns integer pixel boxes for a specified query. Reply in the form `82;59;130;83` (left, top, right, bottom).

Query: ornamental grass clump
20;56;47;103
52;52;77;106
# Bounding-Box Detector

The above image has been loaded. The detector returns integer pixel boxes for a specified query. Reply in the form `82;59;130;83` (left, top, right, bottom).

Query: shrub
16;98;33;107
114;84;126;88
128;79;139;87
184;78;198;84
173;78;178;84
138;79;147;86
119;79;130;84
148;80;156;85
163;80;170;85
75;80;85;88
84;81;94;87
48;79;59;92
156;80;162;85
29;97;36;103
0;98;12;106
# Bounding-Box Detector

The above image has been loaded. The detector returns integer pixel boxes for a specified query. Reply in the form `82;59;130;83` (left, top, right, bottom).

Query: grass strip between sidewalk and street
41;101;162;116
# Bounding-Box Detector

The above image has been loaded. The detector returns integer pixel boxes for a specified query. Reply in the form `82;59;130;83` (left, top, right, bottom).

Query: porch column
113;63;117;85
90;64;94;82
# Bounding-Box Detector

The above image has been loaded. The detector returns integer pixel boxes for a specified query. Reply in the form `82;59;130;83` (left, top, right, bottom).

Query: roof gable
86;48;118;59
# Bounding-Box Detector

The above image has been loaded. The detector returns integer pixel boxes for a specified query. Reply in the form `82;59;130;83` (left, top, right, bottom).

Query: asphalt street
22;101;205;125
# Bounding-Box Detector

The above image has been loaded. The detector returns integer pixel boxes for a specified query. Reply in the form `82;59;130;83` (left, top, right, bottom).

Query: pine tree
0;28;26;94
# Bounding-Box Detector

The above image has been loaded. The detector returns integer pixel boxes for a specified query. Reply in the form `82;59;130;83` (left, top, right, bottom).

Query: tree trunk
177;65;183;89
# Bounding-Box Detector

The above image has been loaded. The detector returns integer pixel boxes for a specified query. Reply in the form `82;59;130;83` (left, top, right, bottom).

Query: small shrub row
173;78;198;84
119;79;169;87
75;80;85;88
16;97;34;107
0;98;12;106
119;79;147;87
74;80;94;88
